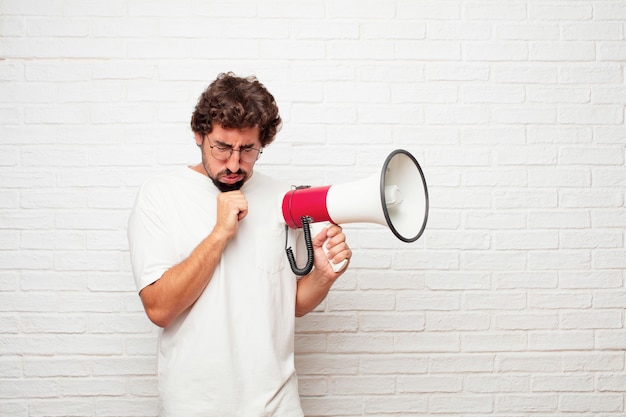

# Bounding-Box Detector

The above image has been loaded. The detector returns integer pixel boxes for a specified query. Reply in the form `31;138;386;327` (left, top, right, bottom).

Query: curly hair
190;72;282;147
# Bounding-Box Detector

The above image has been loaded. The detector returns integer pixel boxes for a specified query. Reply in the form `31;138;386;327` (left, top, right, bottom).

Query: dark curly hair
190;72;282;147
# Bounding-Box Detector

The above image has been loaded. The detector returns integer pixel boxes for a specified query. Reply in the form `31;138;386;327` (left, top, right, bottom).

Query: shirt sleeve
127;182;176;293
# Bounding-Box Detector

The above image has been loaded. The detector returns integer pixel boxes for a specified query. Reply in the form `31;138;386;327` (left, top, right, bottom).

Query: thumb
310;224;328;248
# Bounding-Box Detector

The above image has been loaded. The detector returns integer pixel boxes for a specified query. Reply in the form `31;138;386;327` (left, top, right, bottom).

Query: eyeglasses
206;137;263;163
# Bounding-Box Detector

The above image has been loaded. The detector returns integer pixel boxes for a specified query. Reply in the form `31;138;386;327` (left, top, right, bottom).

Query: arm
139;191;247;328
295;225;351;317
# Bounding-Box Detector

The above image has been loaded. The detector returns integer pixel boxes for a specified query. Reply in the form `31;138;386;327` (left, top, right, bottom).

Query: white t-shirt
128;167;304;417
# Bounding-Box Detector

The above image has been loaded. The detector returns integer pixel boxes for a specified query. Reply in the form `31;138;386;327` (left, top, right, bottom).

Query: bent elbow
144;305;173;328
139;291;173;328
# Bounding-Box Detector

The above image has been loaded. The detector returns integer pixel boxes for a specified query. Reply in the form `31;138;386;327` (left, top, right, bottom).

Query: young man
128;72;351;416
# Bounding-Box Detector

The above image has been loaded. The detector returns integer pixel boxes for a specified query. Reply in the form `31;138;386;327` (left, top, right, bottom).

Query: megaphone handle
311;222;348;273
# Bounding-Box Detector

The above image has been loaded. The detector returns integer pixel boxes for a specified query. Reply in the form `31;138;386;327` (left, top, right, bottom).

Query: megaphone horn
282;149;429;275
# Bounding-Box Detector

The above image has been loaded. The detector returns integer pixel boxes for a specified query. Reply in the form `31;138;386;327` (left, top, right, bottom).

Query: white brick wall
1;0;625;416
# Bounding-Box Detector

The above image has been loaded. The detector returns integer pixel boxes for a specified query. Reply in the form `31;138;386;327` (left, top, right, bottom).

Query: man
127;72;352;416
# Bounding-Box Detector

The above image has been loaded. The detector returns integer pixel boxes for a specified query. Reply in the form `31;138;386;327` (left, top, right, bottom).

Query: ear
194;132;204;147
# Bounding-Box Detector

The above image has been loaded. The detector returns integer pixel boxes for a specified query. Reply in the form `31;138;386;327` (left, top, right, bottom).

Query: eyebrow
213;139;257;149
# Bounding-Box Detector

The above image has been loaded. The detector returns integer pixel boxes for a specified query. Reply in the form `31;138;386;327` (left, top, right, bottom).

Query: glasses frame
205;136;263;163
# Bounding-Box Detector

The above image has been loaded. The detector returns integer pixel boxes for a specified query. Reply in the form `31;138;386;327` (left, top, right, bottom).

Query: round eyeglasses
206;138;263;163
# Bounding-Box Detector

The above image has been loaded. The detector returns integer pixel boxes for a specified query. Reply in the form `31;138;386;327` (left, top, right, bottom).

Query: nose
225;150;241;172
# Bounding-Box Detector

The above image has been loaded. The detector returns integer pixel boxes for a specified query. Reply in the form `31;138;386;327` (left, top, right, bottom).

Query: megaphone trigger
310;222;349;273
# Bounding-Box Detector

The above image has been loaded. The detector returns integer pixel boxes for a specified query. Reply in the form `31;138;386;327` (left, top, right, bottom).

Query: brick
331;375;395;395
529;292;592;310
555;272;603;297
364;394;428;413
464;2;526;20
529;3;592;20
562;23;623;41
398;375;461;393
0;400;28;417
95;398;159;417
527;86;590;104
398;1;460;19
560;393;623;412
329;0;395;18
496;353;562;372
92;357;156;376
295;312;358;333
359;354;427;375
495;313;559;330
258;2;324;19
493;190;557;209
528;125;592;144
494;271;558;289
88;314;153;334
394;332;460;353
28;399;93;417
327;333;393;353
495;394;557;412
464;292;527;310
428;21;491;40
358;270;425;291
528;331;594;351
598;41;626;61
426;63;489;81
21;315;86;333
466;374;529;393
0;356;22;377
530;42;595;61
596;329;626;350
596;373;626;392
426;312;490;331
494;105;557;124
363;21;425;40
561;64;623;84
463;333;528;352
358;312;425;332
295;354;359;375
559;105;624;125
465;42;528;61
0;61;23;80
492;64;558;84
495;23;559;41
23;357;90;377
327;291;395;312
431;393;494;413
0;315;19;333
0;379;59;399
531;374;593;392
493;230;558;250
60;378;126;396
300;397;362;417
127;377;158;397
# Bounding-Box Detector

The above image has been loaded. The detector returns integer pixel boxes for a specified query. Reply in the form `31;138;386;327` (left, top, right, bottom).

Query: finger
325;224;342;238
237;206;248;221
326;242;350;261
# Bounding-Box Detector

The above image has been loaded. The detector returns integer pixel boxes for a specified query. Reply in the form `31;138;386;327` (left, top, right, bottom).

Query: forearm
140;229;229;327
294;269;335;317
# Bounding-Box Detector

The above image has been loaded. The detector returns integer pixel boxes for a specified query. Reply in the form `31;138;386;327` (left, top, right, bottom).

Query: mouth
221;174;243;184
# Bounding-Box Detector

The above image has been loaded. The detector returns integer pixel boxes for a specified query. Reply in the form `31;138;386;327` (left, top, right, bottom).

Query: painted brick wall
1;0;625;416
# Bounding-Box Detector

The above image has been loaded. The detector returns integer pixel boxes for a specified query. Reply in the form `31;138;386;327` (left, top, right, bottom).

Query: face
194;124;262;192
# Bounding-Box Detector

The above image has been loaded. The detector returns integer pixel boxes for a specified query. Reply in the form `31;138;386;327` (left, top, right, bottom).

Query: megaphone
282;149;429;275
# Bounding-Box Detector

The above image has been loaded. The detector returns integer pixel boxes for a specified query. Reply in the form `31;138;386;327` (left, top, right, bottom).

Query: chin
213;179;245;192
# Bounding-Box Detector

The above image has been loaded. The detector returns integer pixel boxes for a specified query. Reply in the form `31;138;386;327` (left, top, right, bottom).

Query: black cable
285;216;314;276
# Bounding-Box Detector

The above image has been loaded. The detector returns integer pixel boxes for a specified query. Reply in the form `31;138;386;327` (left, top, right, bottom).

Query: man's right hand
214;191;248;240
